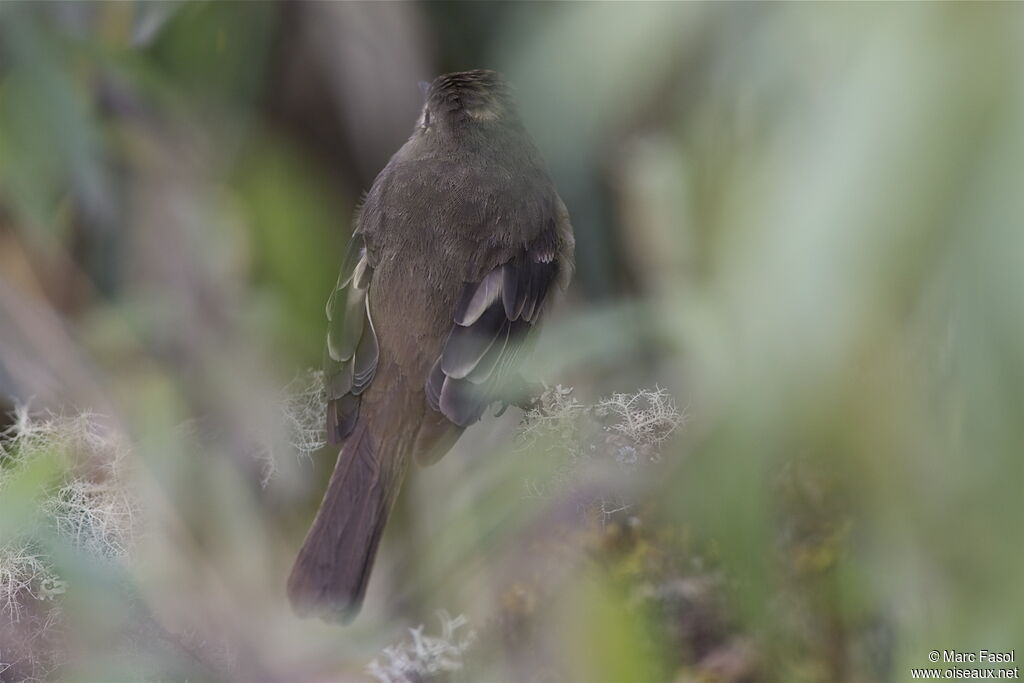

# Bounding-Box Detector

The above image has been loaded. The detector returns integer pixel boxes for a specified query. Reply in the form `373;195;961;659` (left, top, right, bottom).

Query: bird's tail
287;414;410;622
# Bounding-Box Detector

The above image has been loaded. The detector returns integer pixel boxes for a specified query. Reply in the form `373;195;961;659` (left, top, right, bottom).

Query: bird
287;69;574;622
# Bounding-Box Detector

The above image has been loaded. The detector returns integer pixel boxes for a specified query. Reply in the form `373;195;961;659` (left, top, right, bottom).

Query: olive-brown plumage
287;70;574;622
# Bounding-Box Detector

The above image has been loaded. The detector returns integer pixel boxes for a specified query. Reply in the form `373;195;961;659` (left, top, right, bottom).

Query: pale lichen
366;611;477;683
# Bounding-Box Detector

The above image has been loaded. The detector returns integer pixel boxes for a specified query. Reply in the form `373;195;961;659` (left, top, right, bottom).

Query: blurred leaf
146;0;277;106
0;9;107;234
562;572;669;683
0;446;63;544
232;135;349;362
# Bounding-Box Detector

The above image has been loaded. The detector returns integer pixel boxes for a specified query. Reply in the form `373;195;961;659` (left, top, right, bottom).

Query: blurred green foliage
148;1;277;105
232;136;348;363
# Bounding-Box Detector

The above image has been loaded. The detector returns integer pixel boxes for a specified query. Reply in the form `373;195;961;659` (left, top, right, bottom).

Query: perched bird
287;70;574;622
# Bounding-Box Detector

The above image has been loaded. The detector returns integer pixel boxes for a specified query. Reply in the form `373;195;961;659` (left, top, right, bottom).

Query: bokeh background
1;2;1023;682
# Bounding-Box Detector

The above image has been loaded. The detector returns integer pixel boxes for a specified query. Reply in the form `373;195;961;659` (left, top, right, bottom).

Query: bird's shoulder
354;142;569;281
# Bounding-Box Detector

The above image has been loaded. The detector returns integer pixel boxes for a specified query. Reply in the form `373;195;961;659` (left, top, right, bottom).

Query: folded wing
324;232;379;443
426;230;564;427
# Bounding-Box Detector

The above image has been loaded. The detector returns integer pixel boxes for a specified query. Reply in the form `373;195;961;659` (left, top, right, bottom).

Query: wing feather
324;233;379;444
454;267;503;326
441;305;506;379
426;228;568;428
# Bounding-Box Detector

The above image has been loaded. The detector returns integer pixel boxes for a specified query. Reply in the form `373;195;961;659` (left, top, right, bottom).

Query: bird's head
418;69;520;135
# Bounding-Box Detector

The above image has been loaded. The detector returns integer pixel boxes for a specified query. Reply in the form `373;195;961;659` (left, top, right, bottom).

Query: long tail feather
287;418;408;622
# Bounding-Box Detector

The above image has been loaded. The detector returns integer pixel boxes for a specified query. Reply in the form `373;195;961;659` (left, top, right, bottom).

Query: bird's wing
324;231;379;444
426;215;572;427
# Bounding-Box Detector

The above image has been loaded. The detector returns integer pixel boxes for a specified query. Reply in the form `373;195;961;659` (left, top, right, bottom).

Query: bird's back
358;146;561;382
